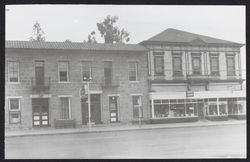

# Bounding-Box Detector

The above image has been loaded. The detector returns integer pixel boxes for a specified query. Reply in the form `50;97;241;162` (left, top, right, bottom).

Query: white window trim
8;61;20;83
81;61;92;83
8;98;21;111
58;95;73;98
128;61;138;82
58;61;69;83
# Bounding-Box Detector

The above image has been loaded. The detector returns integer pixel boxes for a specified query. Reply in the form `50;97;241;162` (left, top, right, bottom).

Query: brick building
140;28;246;123
5;41;149;129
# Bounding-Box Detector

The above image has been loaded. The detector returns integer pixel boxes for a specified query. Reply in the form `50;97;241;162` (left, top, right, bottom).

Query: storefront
149;90;246;123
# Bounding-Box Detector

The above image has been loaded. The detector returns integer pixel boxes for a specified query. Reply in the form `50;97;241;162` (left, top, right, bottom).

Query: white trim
7;82;21;85
90;90;103;94
107;94;120;97
150;90;246;100
30;94;52;98
7;96;23;99
130;93;143;96
58;95;73;98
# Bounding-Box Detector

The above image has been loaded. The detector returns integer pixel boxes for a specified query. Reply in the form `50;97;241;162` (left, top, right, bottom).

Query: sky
5;5;246;78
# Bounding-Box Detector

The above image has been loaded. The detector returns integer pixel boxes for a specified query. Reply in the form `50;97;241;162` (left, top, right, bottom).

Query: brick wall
5;48;149;128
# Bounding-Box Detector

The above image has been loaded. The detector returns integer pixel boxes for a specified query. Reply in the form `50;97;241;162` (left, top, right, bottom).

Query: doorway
109;96;119;123
32;98;49;127
82;94;102;125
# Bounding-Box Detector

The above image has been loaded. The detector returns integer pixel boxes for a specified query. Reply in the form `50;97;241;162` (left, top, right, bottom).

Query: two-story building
5;41;149;129
140;28;246;123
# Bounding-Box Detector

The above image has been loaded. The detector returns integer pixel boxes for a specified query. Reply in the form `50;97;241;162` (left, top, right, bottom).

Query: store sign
186;90;194;97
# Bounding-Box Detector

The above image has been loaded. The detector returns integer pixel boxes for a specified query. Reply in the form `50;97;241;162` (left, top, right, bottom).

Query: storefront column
216;98;219;115
151;99;155;119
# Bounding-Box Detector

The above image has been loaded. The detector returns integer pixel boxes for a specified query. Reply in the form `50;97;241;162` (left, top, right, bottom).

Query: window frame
172;53;183;76
58;61;69;83
153;52;165;76
8;61;19;83
132;95;143;119
209;54;220;76
128;61;139;82
191;54;201;75
226;54;236;76
8;98;21;124
60;97;71;120
81;61;92;82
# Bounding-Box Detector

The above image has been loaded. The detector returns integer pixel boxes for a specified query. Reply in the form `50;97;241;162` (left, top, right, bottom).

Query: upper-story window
8;61;19;82
192;54;201;75
154;52;164;76
58;61;69;82
128;62;138;81
82;61;92;81
172;53;182;76
210;54;219;76
226;54;236;76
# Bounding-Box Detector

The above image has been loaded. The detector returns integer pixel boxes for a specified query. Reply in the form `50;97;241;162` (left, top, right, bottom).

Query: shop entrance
197;102;205;119
32;98;49;127
82;94;102;125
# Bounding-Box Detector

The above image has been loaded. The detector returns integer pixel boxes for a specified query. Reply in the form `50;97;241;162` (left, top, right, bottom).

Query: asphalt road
5;124;246;159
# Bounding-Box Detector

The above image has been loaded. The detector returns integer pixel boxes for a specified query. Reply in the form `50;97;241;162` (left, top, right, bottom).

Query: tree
29;21;45;42
84;31;97;44
65;39;72;43
85;15;130;44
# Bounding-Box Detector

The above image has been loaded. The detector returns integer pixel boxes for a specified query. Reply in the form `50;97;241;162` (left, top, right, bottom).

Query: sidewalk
5;119;246;138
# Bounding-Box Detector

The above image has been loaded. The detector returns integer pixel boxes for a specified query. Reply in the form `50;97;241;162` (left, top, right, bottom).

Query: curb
5;121;246;138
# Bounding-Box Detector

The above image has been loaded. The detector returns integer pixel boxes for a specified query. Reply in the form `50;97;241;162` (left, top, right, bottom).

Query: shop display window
169;104;185;117
207;103;218;115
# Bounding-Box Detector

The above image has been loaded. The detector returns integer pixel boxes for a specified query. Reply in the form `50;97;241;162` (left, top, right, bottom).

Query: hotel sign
186;90;194;97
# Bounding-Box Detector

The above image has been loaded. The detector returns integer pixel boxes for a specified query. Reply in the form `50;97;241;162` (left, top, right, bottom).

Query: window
172;53;182;76
58;61;69;82
9;98;21;124
128;62;138;81
60;97;71;119
132;96;143;118
192;54;201;75
154;52;164;75
210;54;219;76
226;54;236;76
206;103;218;115
8;61;19;82
82;61;92;81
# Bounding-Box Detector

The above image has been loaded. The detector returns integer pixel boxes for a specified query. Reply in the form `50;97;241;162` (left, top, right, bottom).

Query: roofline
5;40;148;52
139;40;245;48
5;47;148;52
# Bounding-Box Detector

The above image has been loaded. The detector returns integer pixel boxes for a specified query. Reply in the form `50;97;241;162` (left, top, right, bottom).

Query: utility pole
87;80;91;130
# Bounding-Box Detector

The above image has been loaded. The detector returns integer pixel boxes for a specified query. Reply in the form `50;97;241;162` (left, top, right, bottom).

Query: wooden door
109;96;118;123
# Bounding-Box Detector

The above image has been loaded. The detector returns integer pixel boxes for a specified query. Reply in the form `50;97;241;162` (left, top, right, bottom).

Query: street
5;124;246;159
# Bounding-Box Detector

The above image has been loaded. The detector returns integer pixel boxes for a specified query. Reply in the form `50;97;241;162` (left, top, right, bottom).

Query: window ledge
58;82;71;83
7;82;21;84
129;81;140;83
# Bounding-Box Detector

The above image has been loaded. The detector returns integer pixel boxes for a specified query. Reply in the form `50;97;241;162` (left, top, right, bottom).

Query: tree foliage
29;21;45;42
84;31;97;44
85;15;130;44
